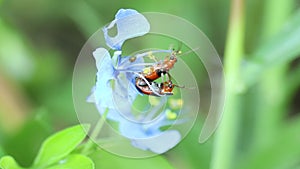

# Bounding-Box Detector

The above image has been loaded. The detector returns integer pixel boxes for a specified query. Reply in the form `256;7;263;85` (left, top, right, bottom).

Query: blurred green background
0;0;300;169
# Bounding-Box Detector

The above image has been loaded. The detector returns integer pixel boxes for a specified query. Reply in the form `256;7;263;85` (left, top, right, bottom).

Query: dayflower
88;8;183;154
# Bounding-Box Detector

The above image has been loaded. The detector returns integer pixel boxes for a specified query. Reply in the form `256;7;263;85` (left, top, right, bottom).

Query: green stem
211;0;245;169
253;0;293;147
81;108;109;155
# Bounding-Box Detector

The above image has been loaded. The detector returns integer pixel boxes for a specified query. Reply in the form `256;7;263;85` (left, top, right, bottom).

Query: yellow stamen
166;109;177;120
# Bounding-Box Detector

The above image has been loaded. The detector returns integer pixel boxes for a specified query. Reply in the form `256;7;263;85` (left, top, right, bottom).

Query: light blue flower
88;47;182;153
88;8;182;154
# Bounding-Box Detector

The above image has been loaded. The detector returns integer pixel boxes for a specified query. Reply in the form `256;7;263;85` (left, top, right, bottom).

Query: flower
88;8;183;154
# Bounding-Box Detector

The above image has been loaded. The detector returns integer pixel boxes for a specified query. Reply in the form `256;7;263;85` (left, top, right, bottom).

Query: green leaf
46;154;94;169
243;9;300;86
33;124;90;168
3;111;53;167
0;156;24;169
90;150;174;169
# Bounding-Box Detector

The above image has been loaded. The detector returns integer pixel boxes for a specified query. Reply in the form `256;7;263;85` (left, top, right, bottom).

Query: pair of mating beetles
134;49;184;97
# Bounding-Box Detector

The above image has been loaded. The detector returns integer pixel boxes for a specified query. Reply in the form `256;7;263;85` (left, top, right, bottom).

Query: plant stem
211;0;245;169
253;0;294;146
81;108;109;155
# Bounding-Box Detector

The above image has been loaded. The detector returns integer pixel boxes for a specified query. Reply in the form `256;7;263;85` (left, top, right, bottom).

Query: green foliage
33;124;90;168
0;156;24;169
253;10;300;65
0;124;92;169
212;1;300;169
244;9;300;87
3;110;53;167
46;154;94;169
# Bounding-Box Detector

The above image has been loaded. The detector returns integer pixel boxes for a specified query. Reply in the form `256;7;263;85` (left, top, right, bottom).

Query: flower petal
111;75;135;116
131;130;181;154
117;107;172;139
112;54;146;109
119;121;149;138
91;48;115;109
103;9;150;50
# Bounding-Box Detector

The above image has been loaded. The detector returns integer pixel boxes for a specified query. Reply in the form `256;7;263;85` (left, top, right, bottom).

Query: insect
135;77;183;97
115;44;196;97
132;46;193;97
